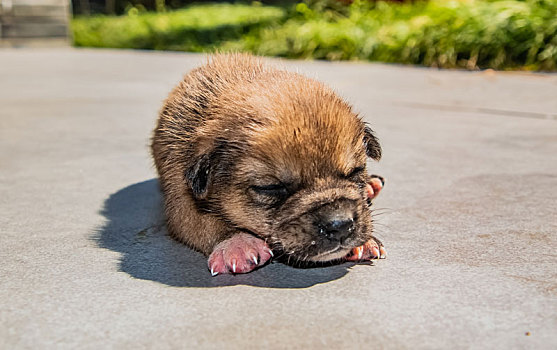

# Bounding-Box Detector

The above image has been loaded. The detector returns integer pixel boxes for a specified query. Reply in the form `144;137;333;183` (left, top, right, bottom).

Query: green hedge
72;0;557;70
72;4;286;51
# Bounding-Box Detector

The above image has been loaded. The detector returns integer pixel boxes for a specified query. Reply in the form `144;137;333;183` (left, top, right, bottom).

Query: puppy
151;54;386;275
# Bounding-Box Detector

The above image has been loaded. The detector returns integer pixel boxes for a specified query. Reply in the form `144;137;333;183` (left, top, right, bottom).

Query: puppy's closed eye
343;166;366;182
249;184;289;207
251;184;288;197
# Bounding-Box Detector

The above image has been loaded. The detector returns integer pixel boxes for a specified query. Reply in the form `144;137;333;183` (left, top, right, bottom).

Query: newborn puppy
151;54;386;275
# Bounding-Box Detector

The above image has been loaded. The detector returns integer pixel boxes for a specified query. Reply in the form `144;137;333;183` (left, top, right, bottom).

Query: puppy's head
185;77;381;263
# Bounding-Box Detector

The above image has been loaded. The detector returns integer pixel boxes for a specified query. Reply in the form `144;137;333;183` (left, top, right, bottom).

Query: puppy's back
151;54;268;169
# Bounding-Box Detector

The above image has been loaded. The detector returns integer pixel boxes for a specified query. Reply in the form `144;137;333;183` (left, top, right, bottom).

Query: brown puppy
151;54;386;275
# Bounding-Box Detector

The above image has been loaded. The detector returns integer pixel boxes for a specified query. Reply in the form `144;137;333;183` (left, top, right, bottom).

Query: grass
71;3;286;51
72;0;557;71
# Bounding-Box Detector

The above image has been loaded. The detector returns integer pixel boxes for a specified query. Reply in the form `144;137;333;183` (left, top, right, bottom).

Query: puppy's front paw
208;232;273;276
366;175;384;203
345;237;386;261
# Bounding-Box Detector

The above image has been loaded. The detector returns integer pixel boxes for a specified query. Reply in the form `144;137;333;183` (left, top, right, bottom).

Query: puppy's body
151;54;384;274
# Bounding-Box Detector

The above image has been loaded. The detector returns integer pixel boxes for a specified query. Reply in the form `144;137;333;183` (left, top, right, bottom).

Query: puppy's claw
357;246;363;260
371;246;380;259
252;255;258;265
232;261;237;273
210;268;218;277
379;246;387;259
268;248;274;257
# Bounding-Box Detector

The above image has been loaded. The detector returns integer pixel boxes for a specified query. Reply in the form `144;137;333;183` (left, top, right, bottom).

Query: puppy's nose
320;218;355;241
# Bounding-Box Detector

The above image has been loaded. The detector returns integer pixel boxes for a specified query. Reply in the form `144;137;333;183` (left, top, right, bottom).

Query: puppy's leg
160;178;273;276
208;232;273;276
346;175;387;261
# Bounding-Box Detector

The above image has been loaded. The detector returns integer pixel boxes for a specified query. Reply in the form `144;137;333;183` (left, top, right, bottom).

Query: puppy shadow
94;179;359;288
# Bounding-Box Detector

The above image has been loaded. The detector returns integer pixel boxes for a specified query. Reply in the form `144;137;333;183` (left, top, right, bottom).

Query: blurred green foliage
72;0;557;70
71;4;286;51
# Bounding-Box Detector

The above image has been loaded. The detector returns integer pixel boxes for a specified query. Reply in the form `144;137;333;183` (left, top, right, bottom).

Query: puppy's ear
363;125;382;161
185;153;212;199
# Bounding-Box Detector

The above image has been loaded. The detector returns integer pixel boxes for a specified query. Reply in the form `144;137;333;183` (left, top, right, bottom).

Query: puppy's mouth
307;244;353;262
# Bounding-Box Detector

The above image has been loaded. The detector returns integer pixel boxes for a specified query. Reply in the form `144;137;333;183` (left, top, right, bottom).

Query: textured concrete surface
1;48;556;349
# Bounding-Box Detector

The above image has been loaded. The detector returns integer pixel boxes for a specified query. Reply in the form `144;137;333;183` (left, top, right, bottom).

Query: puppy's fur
151;54;382;267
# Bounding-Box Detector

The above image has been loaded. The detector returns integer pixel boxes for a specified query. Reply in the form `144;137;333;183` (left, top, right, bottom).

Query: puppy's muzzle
315;199;357;243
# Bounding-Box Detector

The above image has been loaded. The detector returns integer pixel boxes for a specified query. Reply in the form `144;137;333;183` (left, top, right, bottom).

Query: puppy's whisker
371;207;393;213
371;209;392;214
371;209;391;214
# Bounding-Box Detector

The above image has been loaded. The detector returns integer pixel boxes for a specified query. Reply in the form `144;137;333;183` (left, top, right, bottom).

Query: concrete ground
1;48;556;349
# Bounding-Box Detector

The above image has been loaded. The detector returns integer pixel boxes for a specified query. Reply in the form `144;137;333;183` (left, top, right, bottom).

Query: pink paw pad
208;233;273;276
366;176;384;200
345;239;386;261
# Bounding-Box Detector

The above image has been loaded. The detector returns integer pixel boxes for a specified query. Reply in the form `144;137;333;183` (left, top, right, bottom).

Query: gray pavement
1;48;556;349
